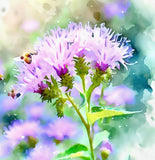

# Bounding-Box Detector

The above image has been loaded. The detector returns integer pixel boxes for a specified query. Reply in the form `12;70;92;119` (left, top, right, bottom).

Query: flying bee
20;52;37;64
8;89;21;99
0;74;3;80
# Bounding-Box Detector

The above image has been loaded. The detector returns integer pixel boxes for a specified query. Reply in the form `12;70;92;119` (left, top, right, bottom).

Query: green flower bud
54;97;66;118
60;73;74;92
74;56;90;77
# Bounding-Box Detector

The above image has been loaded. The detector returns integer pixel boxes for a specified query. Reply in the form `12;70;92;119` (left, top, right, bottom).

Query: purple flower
21;20;40;33
14;56;52;94
103;85;135;106
100;140;113;152
0;95;19;111
45;117;77;140
15;22;133;94
27;142;56;160
100;140;113;159
104;0;130;19
5;120;42;147
0;136;12;158
25;102;45;120
91;24;133;70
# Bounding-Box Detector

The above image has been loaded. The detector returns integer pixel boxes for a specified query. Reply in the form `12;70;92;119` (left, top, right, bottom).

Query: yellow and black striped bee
20;52;37;64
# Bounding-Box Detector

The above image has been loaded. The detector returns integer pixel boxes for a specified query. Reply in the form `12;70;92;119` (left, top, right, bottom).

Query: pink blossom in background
25;102;45;120
103;0;130;19
103;85;135;106
27;143;56;160
45;117;77;140
0;95;19;111
21;20;40;33
5;120;42;147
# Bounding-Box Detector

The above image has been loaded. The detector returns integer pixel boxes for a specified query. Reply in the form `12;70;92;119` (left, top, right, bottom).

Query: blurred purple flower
100;140;113;159
5;120;42;147
103;85;135;106
0;136;12;158
45;117;77;140
25;102;45;120
27;142;56;160
104;0;130;19
0;95;19;112
21;20;40;33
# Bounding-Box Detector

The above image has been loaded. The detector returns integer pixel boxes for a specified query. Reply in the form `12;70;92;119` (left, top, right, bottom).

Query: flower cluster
14;22;133;117
15;22;133;94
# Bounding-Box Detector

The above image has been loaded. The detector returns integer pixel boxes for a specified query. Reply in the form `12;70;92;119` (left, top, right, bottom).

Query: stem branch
65;93;88;128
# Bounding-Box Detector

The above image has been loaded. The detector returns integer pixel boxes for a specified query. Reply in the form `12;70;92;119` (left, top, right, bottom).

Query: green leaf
79;92;87;109
53;144;90;160
91;106;103;112
87;109;141;124
93;131;110;149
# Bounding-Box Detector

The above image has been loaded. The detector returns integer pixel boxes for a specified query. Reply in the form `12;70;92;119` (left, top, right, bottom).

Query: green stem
81;75;86;93
86;84;98;112
86;124;95;160
65;93;95;160
65;93;87;128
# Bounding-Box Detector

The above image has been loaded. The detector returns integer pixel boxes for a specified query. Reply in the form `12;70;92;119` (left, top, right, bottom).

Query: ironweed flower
4;120;42;147
27;142;56;160
16;23;133;101
103;85;135;106
104;0;130;19
45;117;77;141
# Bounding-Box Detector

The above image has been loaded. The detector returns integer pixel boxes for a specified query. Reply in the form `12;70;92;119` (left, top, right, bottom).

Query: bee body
20;52;37;64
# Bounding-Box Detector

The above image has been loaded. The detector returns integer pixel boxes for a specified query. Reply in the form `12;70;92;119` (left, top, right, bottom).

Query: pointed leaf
53;144;90;160
87;109;141;124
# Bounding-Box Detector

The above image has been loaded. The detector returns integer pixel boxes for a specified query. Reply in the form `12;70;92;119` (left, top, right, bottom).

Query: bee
8;89;21;99
20;52;37;64
0;74;3;80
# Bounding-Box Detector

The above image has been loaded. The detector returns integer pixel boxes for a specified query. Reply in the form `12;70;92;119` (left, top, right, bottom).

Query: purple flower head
104;0;130;19
25;102;45;120
0;95;19;112
15;22;133;94
45;117;77;140
103;85;135;106
0;136;12;158
91;24;133;71
34;81;48;94
5;120;42;147
27;142;56;160
100;140;113;159
96;62;109;72
100;140;113;152
21;20;40;33
53;64;68;77
14;55;53;94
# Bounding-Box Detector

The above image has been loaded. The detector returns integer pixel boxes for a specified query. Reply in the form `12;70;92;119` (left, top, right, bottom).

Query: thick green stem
65;93;87;129
66;93;95;160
